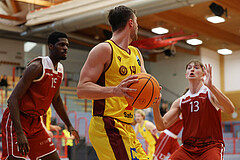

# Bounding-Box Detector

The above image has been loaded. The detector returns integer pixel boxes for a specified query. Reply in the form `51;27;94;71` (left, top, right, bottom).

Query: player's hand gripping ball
125;73;160;109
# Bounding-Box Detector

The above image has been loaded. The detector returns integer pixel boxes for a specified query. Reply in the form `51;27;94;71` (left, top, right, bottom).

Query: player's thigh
169;147;193;160
89;116;148;160
199;146;223;160
40;150;60;160
27;128;56;160
89;116;120;160
7;155;25;160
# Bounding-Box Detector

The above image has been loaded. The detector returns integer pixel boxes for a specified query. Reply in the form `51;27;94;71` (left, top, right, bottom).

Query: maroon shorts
154;132;180;160
1;108;56;160
169;143;224;160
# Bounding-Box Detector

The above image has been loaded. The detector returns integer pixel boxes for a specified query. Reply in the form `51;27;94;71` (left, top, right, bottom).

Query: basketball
125;73;160;109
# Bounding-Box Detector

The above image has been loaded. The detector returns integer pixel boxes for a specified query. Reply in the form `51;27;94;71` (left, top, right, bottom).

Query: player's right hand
115;75;139;98
17;133;30;156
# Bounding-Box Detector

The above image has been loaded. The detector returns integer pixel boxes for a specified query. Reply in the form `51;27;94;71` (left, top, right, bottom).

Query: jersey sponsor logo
46;72;53;76
199;96;207;99
40;138;52;145
124;112;133;118
136;55;141;66
182;98;191;104
119;65;128;75
117;56;121;62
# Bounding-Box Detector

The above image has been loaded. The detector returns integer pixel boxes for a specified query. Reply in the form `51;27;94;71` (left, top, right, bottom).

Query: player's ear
129;19;133;27
48;43;54;50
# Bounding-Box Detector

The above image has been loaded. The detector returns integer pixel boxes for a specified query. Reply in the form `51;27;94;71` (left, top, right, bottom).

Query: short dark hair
108;5;135;32
48;32;68;45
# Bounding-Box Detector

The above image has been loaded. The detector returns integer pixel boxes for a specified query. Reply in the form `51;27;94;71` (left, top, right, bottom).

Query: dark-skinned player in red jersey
1;32;80;160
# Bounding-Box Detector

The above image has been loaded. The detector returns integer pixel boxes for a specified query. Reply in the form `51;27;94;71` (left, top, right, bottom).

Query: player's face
135;113;144;123
51;38;69;61
130;14;138;42
185;62;204;80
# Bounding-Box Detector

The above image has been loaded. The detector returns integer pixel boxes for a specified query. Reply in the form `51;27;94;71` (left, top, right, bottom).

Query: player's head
48;32;69;61
185;59;205;80
108;5;138;41
135;109;146;123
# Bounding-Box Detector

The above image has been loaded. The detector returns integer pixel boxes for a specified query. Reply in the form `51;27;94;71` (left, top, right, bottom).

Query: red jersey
167;117;183;135
180;85;223;148
19;56;63;117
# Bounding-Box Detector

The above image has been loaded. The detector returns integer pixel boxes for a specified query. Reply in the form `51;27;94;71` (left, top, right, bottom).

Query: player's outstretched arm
153;98;180;131
203;64;235;114
52;88;80;144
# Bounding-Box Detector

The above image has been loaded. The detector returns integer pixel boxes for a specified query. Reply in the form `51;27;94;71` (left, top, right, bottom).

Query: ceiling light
24;42;37;52
186;38;203;45
217;48;232;55
151;27;169;35
206;16;225;24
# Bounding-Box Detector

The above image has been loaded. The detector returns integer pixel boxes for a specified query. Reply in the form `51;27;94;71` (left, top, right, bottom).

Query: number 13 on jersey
190;101;199;112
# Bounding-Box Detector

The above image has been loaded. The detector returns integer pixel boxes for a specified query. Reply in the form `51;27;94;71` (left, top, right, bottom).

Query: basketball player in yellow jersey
135;110;158;160
77;5;161;160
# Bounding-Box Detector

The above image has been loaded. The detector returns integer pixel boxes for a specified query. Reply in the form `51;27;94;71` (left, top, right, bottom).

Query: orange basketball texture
125;73;160;109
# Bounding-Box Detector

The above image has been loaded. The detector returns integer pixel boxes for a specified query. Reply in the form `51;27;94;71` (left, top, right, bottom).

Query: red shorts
154;132;180;160
1;108;56;160
169;143;224;160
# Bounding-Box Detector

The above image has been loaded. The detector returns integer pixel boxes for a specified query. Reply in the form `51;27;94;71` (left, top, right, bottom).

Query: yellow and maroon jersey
19;56;63;117
138;120;158;146
93;40;142;123
180;85;224;147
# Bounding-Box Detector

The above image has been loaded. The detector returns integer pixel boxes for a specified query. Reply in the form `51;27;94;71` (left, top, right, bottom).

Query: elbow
226;106;235;114
7;97;13;107
76;89;84;99
77;86;87;99
156;123;166;131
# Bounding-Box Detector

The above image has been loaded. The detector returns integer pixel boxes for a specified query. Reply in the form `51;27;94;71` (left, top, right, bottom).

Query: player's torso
180;85;223;147
93;40;142;123
138;120;157;145
20;56;63;117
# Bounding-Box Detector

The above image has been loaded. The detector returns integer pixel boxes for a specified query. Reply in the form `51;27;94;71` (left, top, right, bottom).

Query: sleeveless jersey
19;56;63;117
93;40;142;123
138;120;158;145
167;117;183;135
180;85;223;147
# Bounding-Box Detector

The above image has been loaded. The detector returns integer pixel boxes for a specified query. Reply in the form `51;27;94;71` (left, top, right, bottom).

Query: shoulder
90;42;112;54
87;42;112;63
172;98;181;108
26;59;42;72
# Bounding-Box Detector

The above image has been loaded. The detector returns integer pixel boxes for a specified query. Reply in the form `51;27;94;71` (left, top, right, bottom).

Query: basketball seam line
132;75;152;107
143;76;154;109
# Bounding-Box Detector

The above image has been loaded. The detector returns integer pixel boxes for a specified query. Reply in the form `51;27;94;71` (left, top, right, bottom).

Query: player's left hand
68;126;80;144
202;64;212;87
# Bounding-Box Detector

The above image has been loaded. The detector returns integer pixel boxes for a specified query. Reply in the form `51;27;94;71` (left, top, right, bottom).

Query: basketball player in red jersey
152;59;235;160
1;32;80;160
